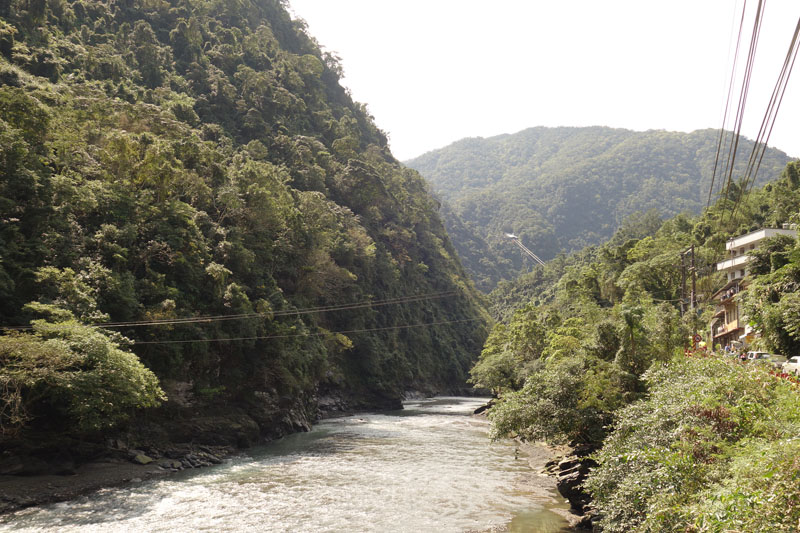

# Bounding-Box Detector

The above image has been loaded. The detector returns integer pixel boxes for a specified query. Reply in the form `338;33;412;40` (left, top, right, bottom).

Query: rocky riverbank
0;391;327;516
0;442;234;515
543;445;599;531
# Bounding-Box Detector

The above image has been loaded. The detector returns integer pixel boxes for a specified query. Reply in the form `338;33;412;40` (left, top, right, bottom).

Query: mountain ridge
405;126;793;291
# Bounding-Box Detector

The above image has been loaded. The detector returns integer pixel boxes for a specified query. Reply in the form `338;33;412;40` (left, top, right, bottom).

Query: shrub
489;354;633;445
585;356;800;532
0;320;165;436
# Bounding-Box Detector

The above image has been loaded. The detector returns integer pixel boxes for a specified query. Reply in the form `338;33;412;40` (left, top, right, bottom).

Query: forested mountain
405;127;794;291
0;0;488;448
474;160;800;530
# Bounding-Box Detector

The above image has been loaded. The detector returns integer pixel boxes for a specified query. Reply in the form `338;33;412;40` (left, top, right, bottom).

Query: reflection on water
0;397;571;532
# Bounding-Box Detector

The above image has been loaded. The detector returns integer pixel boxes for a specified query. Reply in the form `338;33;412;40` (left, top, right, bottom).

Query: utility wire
731;14;800;219
719;0;765;225
133;317;484;345
708;0;749;210
1;291;458;331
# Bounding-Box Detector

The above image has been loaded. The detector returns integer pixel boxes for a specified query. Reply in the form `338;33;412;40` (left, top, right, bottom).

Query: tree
1;321;165;436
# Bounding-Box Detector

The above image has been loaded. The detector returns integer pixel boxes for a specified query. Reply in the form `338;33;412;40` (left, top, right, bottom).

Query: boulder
131;454;153;465
555;452;597;514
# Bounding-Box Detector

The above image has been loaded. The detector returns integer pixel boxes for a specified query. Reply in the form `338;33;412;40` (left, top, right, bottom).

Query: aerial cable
0;291;458;331
739;12;795;186
715;0;766;228
721;0;764;205
505;234;546;266
708;0;749;210
732;14;800;219
101;291;456;327
720;0;765;221
515;240;546;266
132;317;484;346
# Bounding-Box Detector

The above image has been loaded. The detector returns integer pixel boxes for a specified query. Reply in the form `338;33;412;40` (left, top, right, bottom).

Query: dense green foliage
0;0;488;437
474;208;712;447
478;161;800;529
0;320;164;436
586;356;800;532
406;127;793;291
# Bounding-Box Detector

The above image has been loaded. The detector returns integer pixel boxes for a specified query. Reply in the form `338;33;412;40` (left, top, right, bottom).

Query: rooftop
726;227;797;251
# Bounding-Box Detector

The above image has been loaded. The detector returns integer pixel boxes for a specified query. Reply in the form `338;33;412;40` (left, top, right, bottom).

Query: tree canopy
0;0;488;438
406;127;792;291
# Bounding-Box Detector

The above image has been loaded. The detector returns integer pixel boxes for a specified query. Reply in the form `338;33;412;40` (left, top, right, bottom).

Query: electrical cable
132;317;484;345
708;0;749;210
0;291;458;331
719;0;765;226
732;14;800;218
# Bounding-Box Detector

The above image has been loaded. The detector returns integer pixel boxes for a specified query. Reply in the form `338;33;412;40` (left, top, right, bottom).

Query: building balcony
716;254;750;272
713;319;740;338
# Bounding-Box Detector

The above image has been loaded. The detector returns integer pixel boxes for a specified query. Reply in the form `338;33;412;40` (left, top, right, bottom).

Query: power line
719;0;765;223
731;14;800;219
133;317;483;346
1;291;458;331
710;3;800;224
708;0;749;210
505;234;546;266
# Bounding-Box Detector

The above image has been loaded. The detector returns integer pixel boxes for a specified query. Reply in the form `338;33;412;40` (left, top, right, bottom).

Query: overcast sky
288;1;799;161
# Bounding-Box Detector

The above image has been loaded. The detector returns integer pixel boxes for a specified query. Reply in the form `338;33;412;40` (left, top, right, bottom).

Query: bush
585;356;800;532
489;354;633;445
0;320;165;436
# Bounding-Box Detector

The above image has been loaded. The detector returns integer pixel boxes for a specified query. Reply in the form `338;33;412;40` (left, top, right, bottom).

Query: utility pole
690;244;697;314
680;245;698;343
691;244;697;342
680;251;687;316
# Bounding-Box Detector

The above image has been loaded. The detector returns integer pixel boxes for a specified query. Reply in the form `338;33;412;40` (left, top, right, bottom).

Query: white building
711;226;797;349
716;227;797;282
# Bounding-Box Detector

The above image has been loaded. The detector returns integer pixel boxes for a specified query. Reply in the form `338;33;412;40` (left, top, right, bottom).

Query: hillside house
710;227;797;349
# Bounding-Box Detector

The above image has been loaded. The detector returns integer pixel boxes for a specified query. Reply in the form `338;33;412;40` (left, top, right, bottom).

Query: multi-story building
710;227;797;349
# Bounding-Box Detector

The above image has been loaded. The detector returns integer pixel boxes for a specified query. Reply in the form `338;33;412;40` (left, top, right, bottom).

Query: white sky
288;1;800;161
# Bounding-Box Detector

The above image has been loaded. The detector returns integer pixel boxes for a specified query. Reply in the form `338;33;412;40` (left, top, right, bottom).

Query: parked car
765;354;787;369
744;352;786;369
782;356;800;375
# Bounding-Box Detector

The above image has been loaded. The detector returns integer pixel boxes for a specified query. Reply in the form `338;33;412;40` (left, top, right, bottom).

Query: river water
1;397;572;532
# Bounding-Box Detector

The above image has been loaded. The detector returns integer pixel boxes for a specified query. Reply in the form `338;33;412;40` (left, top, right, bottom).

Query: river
0;397;572;532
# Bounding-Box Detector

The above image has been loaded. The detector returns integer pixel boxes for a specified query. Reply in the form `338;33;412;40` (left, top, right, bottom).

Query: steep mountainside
0;0;488;452
473;160;800;531
406;127;794;291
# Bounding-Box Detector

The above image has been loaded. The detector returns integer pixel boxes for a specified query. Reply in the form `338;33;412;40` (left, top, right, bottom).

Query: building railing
716;254;750;272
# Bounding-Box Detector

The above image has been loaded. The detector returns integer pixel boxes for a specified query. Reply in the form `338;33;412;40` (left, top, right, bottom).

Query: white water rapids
1;397;572;532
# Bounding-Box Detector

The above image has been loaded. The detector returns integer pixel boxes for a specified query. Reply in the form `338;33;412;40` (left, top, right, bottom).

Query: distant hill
405;127;794;291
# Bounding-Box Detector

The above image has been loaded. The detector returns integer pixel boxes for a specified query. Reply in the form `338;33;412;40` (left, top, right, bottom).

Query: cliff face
0;0;489;455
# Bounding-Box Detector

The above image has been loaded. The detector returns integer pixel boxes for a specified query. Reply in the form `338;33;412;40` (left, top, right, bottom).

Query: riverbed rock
131;454;154;465
473;399;495;416
197;452;221;465
555;450;597;515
